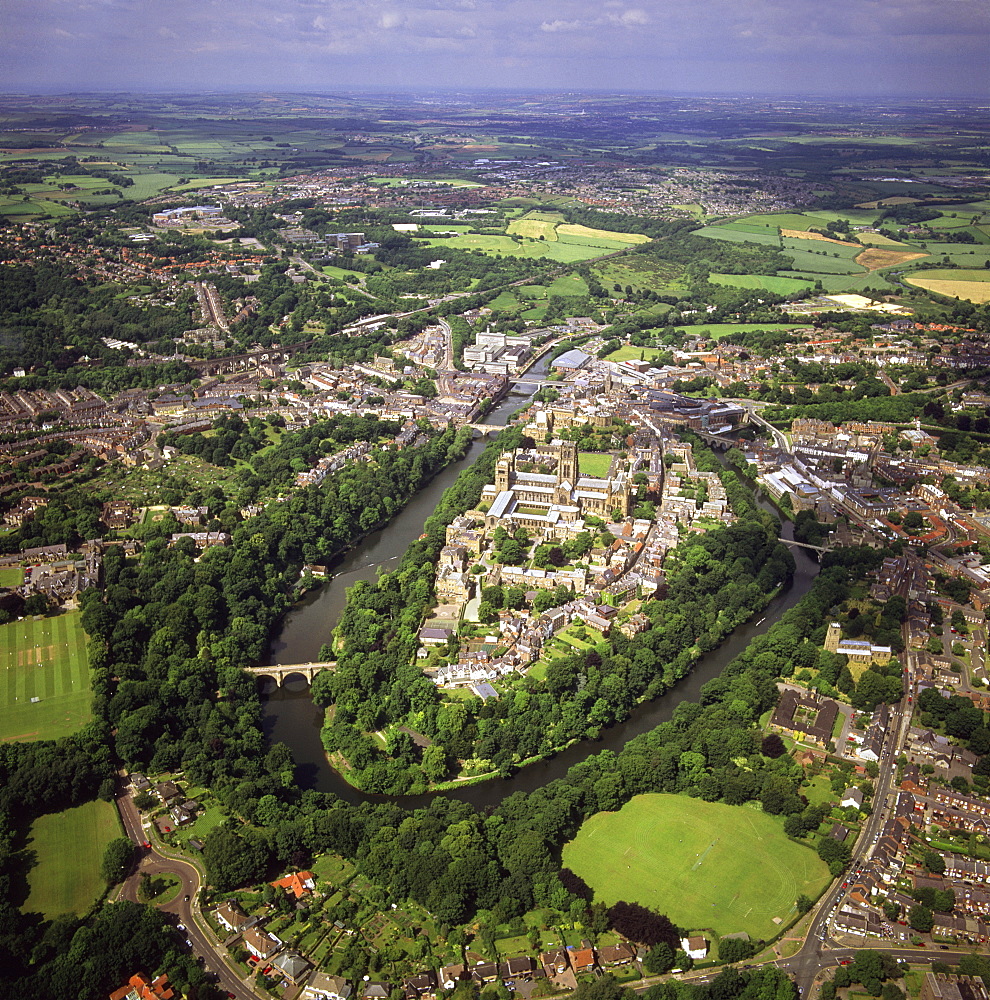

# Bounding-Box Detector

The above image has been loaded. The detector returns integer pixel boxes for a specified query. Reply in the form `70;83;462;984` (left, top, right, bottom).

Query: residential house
680;936;708;961
569;946;596;974
597;943;636;967
109;973;175;1000
271;950;311;986
403;972;437;999
214;901;251;935
270;870;315;899
242;927;281;961
302;974;353;1000
841;787;865;810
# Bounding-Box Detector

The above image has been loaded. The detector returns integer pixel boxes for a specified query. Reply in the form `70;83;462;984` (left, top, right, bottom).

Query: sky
2;0;989;98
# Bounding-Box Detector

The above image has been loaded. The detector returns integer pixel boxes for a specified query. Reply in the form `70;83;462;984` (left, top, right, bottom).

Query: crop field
0;611;92;742
732;213;822;231
557;224;649;245
905;269;990;303
780;229;858;247
709;273;813;294
854;233;909;246
25;800;121;919
562;794;830;940
855;248;928;271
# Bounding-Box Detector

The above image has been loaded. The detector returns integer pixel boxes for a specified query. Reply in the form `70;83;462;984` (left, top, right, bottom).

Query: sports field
25;800;121;918
562;794;830;940
0;611;92;742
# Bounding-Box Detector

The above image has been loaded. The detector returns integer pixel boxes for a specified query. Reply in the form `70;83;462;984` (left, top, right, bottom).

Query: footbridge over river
245;661;335;686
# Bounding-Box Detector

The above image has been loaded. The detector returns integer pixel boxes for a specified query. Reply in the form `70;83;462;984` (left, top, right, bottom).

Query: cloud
540;18;588;32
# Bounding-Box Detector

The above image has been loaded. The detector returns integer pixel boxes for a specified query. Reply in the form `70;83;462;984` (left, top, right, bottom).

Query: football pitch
562;794;830;940
0;612;92;742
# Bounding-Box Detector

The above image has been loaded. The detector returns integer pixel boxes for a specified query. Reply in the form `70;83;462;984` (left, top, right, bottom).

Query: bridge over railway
244;661;334;686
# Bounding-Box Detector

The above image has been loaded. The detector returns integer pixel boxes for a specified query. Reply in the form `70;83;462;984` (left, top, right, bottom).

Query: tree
761;733;786;758
796;894;813;914
100;836;136;884
643;942;675;974
607;901;678;947
908;904;934;933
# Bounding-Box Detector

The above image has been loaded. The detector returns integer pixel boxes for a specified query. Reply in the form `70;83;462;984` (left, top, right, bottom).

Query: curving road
115;778;262;1000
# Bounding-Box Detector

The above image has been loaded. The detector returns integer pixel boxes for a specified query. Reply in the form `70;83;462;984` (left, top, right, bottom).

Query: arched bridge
466;424;502;438
244;661;335;687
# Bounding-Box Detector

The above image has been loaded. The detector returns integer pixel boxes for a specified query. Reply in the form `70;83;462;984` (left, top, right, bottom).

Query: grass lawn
0;567;24;587
0;611;92;742
579;452;612;477
25;799;121;918
562;794;830;940
709;273;814;295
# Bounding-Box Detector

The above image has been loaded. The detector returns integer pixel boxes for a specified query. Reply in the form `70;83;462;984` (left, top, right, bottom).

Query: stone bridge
466;424;502;438
244;661;335;687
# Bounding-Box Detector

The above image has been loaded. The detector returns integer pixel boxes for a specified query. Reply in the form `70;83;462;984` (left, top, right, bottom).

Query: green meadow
25;800;121;918
562;794;830;940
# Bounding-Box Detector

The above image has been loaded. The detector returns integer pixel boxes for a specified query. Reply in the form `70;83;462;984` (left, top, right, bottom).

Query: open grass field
24;800;120;919
696;227;783;247
562;794;830;940
905;269;990;303
0;567;24;587
709;273;814;294
419;233;609;263
508;218;558;241
855;248;928;271
781;248;866;274
579;452;612;477
0;611;92;742
606;325;804;357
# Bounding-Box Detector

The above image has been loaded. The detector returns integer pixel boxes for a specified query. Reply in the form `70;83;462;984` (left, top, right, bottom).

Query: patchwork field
855;248;928;271
24;800;121;918
905;269;990;303
562;794;830;940
0;611;92;742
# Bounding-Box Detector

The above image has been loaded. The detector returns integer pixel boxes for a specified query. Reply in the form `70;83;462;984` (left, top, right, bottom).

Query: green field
709;273;814;294
695;227;784;247
0;567;24;587
24;800;121;918
579;452;612;477
0;611;92;742
562;794;830;940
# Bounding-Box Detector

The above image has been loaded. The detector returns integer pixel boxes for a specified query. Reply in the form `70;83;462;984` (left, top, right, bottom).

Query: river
261;361;821;808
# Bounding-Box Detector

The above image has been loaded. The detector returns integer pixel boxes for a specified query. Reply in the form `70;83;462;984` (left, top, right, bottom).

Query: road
115;778;261;1000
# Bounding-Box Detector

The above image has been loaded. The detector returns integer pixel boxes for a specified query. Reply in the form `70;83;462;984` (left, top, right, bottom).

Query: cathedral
480;439;631;537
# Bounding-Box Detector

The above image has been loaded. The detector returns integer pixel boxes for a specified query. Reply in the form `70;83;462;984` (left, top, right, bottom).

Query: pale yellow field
556;224;650;244
507;219;558;241
781;228;859;247
856;248;928;271
905;276;990;303
854;233;911;247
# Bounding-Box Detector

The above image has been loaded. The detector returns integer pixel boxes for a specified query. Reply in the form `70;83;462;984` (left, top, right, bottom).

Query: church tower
557;439;579;484
494;454;512;492
824;621;842;654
